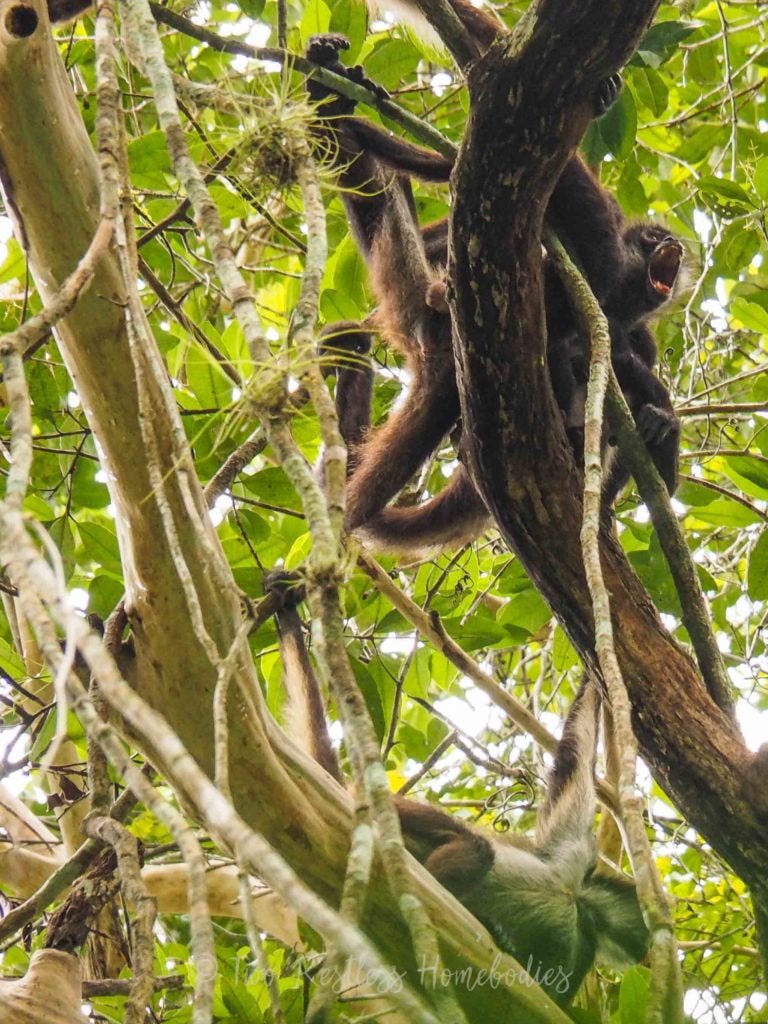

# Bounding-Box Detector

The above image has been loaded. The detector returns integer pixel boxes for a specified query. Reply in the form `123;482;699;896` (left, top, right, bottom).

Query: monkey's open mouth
648;242;683;296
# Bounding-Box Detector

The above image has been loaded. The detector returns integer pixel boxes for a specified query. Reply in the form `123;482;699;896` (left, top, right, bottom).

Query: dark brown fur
307;11;682;554
47;0;91;22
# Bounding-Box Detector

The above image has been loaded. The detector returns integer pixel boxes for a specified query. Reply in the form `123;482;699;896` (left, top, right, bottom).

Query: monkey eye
648;240;683;297
639;230;665;252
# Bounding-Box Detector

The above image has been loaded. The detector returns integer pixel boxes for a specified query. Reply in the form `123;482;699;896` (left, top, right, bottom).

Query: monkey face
637;227;684;308
609;223;685;325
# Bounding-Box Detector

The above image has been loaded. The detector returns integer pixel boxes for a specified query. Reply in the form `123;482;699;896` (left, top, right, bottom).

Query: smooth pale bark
0;950;82;1024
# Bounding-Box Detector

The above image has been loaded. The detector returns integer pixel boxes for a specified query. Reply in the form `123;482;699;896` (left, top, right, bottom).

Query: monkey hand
635;404;680;493
635;403;679;445
306;34;390;107
594;72;623;117
263;570;307;611
306;32;350;68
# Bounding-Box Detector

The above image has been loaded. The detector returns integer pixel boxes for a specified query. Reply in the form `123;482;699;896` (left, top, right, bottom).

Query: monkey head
609;223;686;326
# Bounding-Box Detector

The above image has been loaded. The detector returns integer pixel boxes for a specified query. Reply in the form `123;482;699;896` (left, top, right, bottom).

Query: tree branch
449;0;768;920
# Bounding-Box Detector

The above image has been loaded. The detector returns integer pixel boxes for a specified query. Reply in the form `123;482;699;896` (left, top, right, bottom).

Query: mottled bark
449;0;768;934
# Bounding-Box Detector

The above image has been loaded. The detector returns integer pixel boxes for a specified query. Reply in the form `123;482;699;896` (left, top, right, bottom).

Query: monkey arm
535;678;600;856
606;323;680;500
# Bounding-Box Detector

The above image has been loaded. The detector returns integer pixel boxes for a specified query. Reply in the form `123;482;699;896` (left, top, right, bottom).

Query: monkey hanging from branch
305;15;685;556
264;571;650;1008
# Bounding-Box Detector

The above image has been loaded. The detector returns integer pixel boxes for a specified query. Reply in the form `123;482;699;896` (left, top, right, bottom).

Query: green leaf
498;589;551;637
365;38;418;92
236;0;265;18
684;494;763;528
207;182;251;225
730;296;768;334
748;531;768;602
27;362;61;414
285;530;313;569
221;975;263;1019
754;156;768;201
299;0;331;44
128;132;172;189
185;349;234;410
0;237;27;285
697;176;756;218
0;638;27;678
234;508;271;545
78;521;122;573
634;20;701;66
88;574;125;619
329;0;366;60
242;467;301;510
441;613;506;651
618;965;651;1022
48;517;76;575
720;454;768;501
552;626;579;673
631;66;668;117
71;460;110;510
718;224;762;277
353;659;385;741
598;88;637;160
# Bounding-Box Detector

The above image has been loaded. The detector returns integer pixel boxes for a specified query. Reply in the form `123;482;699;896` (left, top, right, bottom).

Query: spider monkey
264;571;650;1007
306;22;683;554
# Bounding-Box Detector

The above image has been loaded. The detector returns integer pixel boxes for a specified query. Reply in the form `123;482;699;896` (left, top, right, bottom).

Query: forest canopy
0;0;767;1022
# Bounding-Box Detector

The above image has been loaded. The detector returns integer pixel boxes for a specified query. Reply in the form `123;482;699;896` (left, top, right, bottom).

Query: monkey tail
357;467;489;555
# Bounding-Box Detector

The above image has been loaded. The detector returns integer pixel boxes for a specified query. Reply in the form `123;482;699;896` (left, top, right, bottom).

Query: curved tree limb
449;0;768;967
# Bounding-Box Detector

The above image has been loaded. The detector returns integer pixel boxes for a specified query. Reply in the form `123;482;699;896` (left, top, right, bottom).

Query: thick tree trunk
450;0;768;918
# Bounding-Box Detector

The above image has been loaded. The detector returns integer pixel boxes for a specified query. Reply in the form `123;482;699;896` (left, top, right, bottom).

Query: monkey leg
345;355;460;531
